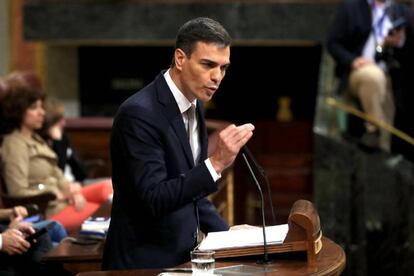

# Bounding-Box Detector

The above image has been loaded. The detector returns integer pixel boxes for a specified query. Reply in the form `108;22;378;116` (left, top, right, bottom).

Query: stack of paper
198;224;289;251
79;217;110;240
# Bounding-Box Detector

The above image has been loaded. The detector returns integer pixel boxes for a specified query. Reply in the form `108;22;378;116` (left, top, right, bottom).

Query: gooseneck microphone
241;146;276;225
241;146;271;264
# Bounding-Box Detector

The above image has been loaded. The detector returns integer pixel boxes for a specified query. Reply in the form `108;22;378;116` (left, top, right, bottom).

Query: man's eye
202;63;214;68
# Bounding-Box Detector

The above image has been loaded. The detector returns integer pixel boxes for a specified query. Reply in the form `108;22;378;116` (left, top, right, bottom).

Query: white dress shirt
363;0;404;70
164;70;221;181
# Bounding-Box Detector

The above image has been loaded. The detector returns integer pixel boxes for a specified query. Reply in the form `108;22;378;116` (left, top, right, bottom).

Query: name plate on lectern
198;199;322;264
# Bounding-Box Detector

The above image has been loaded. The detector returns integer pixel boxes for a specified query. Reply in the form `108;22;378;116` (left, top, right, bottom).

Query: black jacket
52;132;87;182
102;72;228;270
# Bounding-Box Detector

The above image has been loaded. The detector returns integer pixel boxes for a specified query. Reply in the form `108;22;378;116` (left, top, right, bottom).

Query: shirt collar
163;69;197;114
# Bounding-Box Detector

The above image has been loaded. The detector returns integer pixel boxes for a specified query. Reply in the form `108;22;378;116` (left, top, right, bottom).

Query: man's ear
174;48;186;70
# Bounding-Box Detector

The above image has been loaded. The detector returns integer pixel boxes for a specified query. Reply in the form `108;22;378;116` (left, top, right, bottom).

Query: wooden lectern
284;199;322;264
77;199;345;276
211;199;323;264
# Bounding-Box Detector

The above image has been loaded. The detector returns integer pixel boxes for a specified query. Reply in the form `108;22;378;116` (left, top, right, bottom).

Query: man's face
176;41;230;102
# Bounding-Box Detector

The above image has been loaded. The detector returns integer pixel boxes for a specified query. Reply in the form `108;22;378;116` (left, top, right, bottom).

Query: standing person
327;0;413;151
102;17;254;270
392;1;414;162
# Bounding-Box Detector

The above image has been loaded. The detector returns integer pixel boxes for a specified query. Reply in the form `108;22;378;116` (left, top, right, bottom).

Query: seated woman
39;97;110;184
0;72;113;232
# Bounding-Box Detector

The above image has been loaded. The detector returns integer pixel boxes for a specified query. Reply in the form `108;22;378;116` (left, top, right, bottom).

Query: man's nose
211;67;223;83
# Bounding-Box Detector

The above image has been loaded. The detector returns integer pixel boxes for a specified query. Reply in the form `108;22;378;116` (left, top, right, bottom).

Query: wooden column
9;0;45;79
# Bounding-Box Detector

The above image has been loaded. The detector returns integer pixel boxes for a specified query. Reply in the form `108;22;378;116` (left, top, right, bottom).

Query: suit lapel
155;72;194;167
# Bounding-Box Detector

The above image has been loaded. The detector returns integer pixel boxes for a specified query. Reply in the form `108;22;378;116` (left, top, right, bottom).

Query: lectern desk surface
77;237;345;276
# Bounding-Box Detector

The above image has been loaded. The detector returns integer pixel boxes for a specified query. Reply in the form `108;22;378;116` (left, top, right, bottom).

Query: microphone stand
241;152;271;264
242;146;276;225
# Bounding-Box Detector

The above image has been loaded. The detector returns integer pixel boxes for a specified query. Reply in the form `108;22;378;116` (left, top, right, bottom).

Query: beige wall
0;0;10;75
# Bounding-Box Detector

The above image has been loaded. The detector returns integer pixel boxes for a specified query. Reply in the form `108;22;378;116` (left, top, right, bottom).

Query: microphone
241;145;271;264
241;146;276;225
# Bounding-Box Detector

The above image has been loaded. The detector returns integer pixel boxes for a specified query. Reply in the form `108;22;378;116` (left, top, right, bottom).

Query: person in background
0;206;53;275
0;205;67;246
327;0;413;152
38;98;90;183
39;97;113;189
0;72;112;232
102;17;254;270
391;1;414;162
0;80;7;137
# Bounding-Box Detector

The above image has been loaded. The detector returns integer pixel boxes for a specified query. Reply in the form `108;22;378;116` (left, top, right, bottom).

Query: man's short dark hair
175;17;231;58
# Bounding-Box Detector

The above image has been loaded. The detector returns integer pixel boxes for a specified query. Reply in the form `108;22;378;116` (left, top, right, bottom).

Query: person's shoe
358;130;381;152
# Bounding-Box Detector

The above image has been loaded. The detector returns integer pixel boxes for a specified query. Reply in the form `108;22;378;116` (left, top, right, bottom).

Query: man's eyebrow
200;59;217;64
200;59;230;67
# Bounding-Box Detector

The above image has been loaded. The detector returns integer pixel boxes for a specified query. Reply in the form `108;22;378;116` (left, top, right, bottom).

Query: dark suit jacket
102;71;229;270
326;0;412;94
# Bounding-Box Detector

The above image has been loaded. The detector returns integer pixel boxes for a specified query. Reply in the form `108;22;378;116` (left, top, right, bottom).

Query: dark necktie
187;105;202;246
186;104;197;163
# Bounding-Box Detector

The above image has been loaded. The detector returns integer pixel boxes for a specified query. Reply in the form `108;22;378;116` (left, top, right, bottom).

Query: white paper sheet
198;224;289;251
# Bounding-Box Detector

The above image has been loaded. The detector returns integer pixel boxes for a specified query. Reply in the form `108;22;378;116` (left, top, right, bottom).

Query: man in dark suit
327;0;413;151
102;17;255;270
